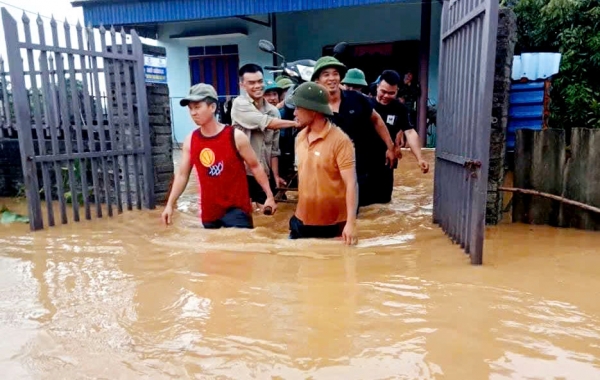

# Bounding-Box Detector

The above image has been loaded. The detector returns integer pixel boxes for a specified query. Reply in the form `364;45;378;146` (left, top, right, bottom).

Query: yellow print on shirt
200;148;215;168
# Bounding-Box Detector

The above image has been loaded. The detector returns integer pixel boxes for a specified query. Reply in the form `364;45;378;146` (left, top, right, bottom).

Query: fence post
1;8;43;230
131;30;156;210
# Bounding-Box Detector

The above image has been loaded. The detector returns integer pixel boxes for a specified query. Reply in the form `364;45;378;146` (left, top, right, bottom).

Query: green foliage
38;159;93;206
61;159;92;205
0;205;29;224
0;79;15;123
513;0;600;129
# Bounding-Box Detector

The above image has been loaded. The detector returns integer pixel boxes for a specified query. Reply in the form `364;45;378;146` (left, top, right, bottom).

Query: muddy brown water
1;150;600;379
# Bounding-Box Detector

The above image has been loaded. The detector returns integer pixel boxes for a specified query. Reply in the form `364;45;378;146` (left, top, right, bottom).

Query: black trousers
357;163;395;208
203;208;254;229
289;215;345;239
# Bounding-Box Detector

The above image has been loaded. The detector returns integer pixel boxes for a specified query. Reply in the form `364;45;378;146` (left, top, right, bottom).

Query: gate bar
51;17;81;222
120;33;143;210
23;14;55;227
442;3;486;40
132;29;156;210
1;8;43;230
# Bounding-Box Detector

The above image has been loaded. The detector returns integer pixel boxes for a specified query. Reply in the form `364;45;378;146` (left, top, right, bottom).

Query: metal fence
1;7;155;231
433;0;498;264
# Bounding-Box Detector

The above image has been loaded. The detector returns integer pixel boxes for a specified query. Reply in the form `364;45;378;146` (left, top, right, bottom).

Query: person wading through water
311;56;398;209
289;82;358;245
262;79;287;194
161;83;277;229
367;70;429;205
275;77;295;113
397;70;421;128
231;64;298;209
274;77;301;194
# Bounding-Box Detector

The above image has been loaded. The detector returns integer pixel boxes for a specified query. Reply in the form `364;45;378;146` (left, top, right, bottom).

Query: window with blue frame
188;45;240;98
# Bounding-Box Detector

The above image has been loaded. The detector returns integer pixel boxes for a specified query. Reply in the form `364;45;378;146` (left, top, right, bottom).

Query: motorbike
256;40;349;201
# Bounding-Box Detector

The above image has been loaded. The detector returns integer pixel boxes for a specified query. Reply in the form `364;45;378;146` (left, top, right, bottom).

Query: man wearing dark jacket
311;56;398;208
368;69;429;204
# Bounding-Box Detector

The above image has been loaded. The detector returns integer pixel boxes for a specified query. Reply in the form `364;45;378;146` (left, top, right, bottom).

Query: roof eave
72;0;152;7
74;0;421;28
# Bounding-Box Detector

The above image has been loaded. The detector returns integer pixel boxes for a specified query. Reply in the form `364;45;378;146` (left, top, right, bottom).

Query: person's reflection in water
294;251;359;362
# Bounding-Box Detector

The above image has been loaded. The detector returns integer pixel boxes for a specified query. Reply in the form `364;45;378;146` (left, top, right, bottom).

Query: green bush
513;0;600;129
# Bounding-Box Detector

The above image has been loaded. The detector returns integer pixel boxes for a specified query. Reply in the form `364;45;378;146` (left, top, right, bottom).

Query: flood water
1;149;600;379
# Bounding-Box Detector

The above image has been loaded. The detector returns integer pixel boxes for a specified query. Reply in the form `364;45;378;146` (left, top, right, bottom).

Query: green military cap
290;82;333;116
275;77;294;89
311;56;347;81
341;68;368;87
264;80;282;93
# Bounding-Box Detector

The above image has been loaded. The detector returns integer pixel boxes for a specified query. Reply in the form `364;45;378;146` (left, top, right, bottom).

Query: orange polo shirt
295;122;356;226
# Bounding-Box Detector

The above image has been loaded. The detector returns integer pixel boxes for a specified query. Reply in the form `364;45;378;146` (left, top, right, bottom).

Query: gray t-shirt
231;94;281;176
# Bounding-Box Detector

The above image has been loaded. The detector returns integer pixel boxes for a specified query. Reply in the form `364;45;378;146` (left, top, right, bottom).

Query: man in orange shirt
289;82;358;245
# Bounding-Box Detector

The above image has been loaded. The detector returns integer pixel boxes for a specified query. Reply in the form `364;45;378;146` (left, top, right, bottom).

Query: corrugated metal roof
75;0;416;27
511;53;561;81
506;81;546;150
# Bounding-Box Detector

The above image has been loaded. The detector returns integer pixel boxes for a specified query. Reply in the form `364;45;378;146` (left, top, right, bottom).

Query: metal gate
1;8;155;231
433;0;498;264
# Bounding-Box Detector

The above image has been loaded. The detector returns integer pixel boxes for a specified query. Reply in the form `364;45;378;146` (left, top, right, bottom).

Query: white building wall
157;17;274;143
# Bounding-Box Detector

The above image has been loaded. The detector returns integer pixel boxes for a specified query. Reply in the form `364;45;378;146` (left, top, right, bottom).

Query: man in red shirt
161;83;277;229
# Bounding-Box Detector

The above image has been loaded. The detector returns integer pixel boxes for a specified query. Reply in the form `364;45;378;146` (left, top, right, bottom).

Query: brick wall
486;8;517;224
0;140;23;197
147;81;174;204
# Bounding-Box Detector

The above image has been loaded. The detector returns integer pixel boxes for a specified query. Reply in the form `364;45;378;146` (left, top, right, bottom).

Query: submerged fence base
512;128;600;231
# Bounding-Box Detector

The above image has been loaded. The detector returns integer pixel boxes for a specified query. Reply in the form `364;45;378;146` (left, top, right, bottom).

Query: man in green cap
161;83;276;228
275;77;294;110
262;80;287;191
275;76;301;188
289;82;358;245
311;56;398;208
264;80;283;108
341;68;368;93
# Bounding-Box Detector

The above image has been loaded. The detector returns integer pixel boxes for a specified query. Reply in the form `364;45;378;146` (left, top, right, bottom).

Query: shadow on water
1;150;600;379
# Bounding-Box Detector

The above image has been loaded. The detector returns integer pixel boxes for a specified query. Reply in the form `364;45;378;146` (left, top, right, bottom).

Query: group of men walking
161;55;429;245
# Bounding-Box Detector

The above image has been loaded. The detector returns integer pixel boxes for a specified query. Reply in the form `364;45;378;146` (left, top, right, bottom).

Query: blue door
189;45;240;97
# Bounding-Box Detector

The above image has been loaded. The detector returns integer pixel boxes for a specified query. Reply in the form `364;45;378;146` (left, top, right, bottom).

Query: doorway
322;40;420;87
